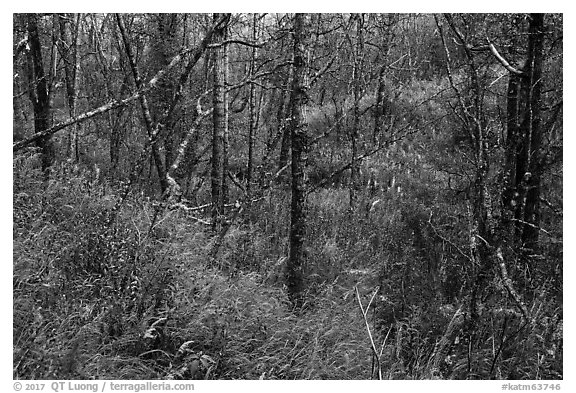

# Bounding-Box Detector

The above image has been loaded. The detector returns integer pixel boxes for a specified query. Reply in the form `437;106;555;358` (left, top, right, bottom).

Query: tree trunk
349;14;364;211
287;13;309;308
222;38;231;206
373;64;386;144
247;13;260;196
152;14;179;170
26;14;55;173
48;14;58;110
278;57;294;175
502;73;521;216
502;14;545;251
15;14;223;155
437;14;497;346
373;15;395;144
211;13;231;230
519;13;545;251
59;13;81;161
116;14;168;194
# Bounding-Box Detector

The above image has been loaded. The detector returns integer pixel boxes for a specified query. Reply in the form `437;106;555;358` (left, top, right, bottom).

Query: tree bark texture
277;53;294;176
26;14;55;173
59;13;81;161
502;14;545;251
349;14;365;211
247;13;259;197
287;13;309;308
519;13;545;250
211;13;231;230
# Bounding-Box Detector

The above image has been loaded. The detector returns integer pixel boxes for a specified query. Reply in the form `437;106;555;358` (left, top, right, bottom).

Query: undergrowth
13;154;562;380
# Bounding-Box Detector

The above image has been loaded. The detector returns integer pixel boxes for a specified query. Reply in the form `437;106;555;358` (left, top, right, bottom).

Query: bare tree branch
496;247;529;323
14;14;228;153
164;91;213;202
487;41;524;75
13;94;140;152
208;38;266;48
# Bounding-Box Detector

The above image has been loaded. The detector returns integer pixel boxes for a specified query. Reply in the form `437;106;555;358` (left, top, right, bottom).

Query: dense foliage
13;13;562;380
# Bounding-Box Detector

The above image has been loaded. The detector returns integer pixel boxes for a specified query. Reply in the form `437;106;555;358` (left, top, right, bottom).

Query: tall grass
13;154;562;379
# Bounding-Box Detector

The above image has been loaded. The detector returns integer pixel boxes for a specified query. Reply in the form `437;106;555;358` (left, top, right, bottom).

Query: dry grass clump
156;246;382;379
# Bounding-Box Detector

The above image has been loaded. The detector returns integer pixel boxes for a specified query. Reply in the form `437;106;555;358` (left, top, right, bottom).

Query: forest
13;13;562;380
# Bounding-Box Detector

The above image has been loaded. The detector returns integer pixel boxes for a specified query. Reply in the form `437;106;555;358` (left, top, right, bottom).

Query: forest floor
13;158;563;380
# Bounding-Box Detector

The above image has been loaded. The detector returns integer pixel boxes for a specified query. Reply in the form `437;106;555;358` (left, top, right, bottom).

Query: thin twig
427;212;472;262
509;218;553;237
355;286;383;380
496;247;529;323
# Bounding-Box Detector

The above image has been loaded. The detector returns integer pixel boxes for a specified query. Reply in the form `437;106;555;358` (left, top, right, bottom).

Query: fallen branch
428;304;465;377
355;285;383;380
496;247;529;323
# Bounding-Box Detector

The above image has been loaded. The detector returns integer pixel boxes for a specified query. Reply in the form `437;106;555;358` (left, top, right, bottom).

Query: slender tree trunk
109;112;123;172
502;73;521;216
519;13;545;250
211;13;231;230
373;64;386;144
222;34;231;206
502;14;545;251
349;14;364;211
333;97;343;143
247;13;259;196
60;13;81;161
165;105;213;203
116;14;168;194
26;14;54;173
373;15;395;144
48;14;58;109
278;57;294;174
152;14;179;170
109;20;126;173
287;13;309;308
202;16;212;93
437;15;501;348
13;78;26;141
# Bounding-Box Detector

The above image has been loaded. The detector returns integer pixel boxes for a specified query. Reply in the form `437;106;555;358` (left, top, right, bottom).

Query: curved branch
164;92;213;202
487;41;524;75
13;35;28;62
